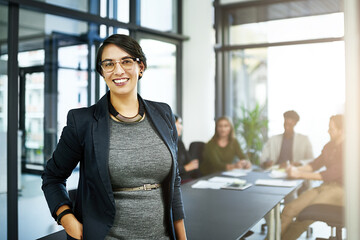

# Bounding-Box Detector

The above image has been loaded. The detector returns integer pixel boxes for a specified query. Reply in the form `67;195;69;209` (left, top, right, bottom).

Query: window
216;0;344;156
139;38;178;112
4;1;185;238
230;13;344;45
140;0;178;32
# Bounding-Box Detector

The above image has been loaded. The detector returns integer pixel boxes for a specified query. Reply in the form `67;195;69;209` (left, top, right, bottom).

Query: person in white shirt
261;110;314;239
260;110;313;170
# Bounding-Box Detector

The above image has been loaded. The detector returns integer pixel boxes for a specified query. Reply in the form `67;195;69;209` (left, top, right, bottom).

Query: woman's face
175;119;183;137
101;44;144;98
216;119;231;138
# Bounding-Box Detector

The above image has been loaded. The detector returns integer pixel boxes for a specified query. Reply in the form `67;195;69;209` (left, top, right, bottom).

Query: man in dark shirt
281;114;344;239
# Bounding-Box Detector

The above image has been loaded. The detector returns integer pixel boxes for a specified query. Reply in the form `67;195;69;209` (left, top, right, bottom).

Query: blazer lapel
92;93;114;204
141;97;177;162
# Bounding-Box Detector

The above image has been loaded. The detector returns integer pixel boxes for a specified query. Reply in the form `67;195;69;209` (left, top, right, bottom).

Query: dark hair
330;114;343;130
174;114;180;122
96;34;147;78
212;116;235;142
283;110;300;122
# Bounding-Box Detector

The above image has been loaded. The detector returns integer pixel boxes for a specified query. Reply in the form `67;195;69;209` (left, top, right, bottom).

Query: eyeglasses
99;57;140;73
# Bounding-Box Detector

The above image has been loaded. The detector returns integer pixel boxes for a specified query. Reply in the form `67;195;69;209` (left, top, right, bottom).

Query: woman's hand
286;166;301;179
61;214;83;240
57;206;83;240
236;160;252;169
184;159;199;172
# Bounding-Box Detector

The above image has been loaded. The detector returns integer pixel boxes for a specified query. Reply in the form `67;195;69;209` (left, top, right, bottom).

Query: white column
344;0;360;239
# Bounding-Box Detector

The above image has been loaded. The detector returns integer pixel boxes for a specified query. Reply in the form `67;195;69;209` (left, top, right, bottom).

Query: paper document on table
255;179;300;187
222;169;249;177
208;176;245;184
191;180;225;189
191;177;247;189
269;169;287;178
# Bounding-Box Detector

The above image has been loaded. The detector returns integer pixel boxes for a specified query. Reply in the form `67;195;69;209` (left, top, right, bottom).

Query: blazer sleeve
41;110;83;220
172;161;186;221
168;110;185;221
177;140;188;175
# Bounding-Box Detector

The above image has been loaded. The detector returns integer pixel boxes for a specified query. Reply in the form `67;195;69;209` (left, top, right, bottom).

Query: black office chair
188;141;205;178
188;141;205;161
297;204;344;240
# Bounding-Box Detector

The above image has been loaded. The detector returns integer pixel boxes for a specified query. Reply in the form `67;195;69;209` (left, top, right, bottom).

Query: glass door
19;66;45;173
18;33;93;174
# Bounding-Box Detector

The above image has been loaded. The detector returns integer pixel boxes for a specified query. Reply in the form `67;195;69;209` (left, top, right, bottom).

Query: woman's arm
42;110;82;220
184;159;199;172
174;219;187;240
234;139;252;169
56;205;83;239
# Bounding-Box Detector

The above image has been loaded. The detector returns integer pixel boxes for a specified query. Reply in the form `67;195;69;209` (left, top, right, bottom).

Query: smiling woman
42;34;187;240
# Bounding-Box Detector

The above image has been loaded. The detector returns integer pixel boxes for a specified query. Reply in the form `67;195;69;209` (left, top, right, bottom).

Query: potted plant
234;103;268;165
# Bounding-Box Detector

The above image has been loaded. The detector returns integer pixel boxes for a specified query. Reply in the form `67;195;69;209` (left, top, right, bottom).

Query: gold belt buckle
143;184;152;190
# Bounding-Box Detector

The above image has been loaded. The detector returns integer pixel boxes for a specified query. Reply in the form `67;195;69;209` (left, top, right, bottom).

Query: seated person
200;116;251;176
175;115;199;183
281;114;344;240
260;110;313;169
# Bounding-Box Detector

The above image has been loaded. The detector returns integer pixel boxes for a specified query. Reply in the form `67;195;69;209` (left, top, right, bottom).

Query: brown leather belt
113;183;161;192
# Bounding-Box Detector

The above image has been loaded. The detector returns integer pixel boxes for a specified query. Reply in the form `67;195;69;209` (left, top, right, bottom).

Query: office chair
188;141;205;178
297;204;344;240
188;141;205;161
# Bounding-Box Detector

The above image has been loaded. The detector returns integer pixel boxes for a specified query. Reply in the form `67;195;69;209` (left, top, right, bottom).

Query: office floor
0;173;345;240
0;172;79;240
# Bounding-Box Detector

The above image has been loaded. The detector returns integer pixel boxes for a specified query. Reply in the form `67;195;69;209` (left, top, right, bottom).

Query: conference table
38;169;302;240
181;169;303;240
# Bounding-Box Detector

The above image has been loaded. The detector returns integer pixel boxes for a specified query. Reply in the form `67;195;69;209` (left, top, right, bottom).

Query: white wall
182;0;216;147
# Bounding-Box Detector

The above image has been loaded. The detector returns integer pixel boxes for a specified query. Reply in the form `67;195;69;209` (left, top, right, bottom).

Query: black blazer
42;92;185;240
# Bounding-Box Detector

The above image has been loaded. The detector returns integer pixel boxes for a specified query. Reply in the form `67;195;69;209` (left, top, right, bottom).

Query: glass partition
57;44;88;139
2;1;185;239
0;3;8;239
140;0;178;32
116;0;130;22
230;48;268;115
230;13;344;45
18;8;92;239
23;70;45;170
230;41;345;157
139;39;177;113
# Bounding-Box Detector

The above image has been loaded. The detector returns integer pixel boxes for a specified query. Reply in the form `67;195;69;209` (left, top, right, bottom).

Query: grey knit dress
105;116;172;240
